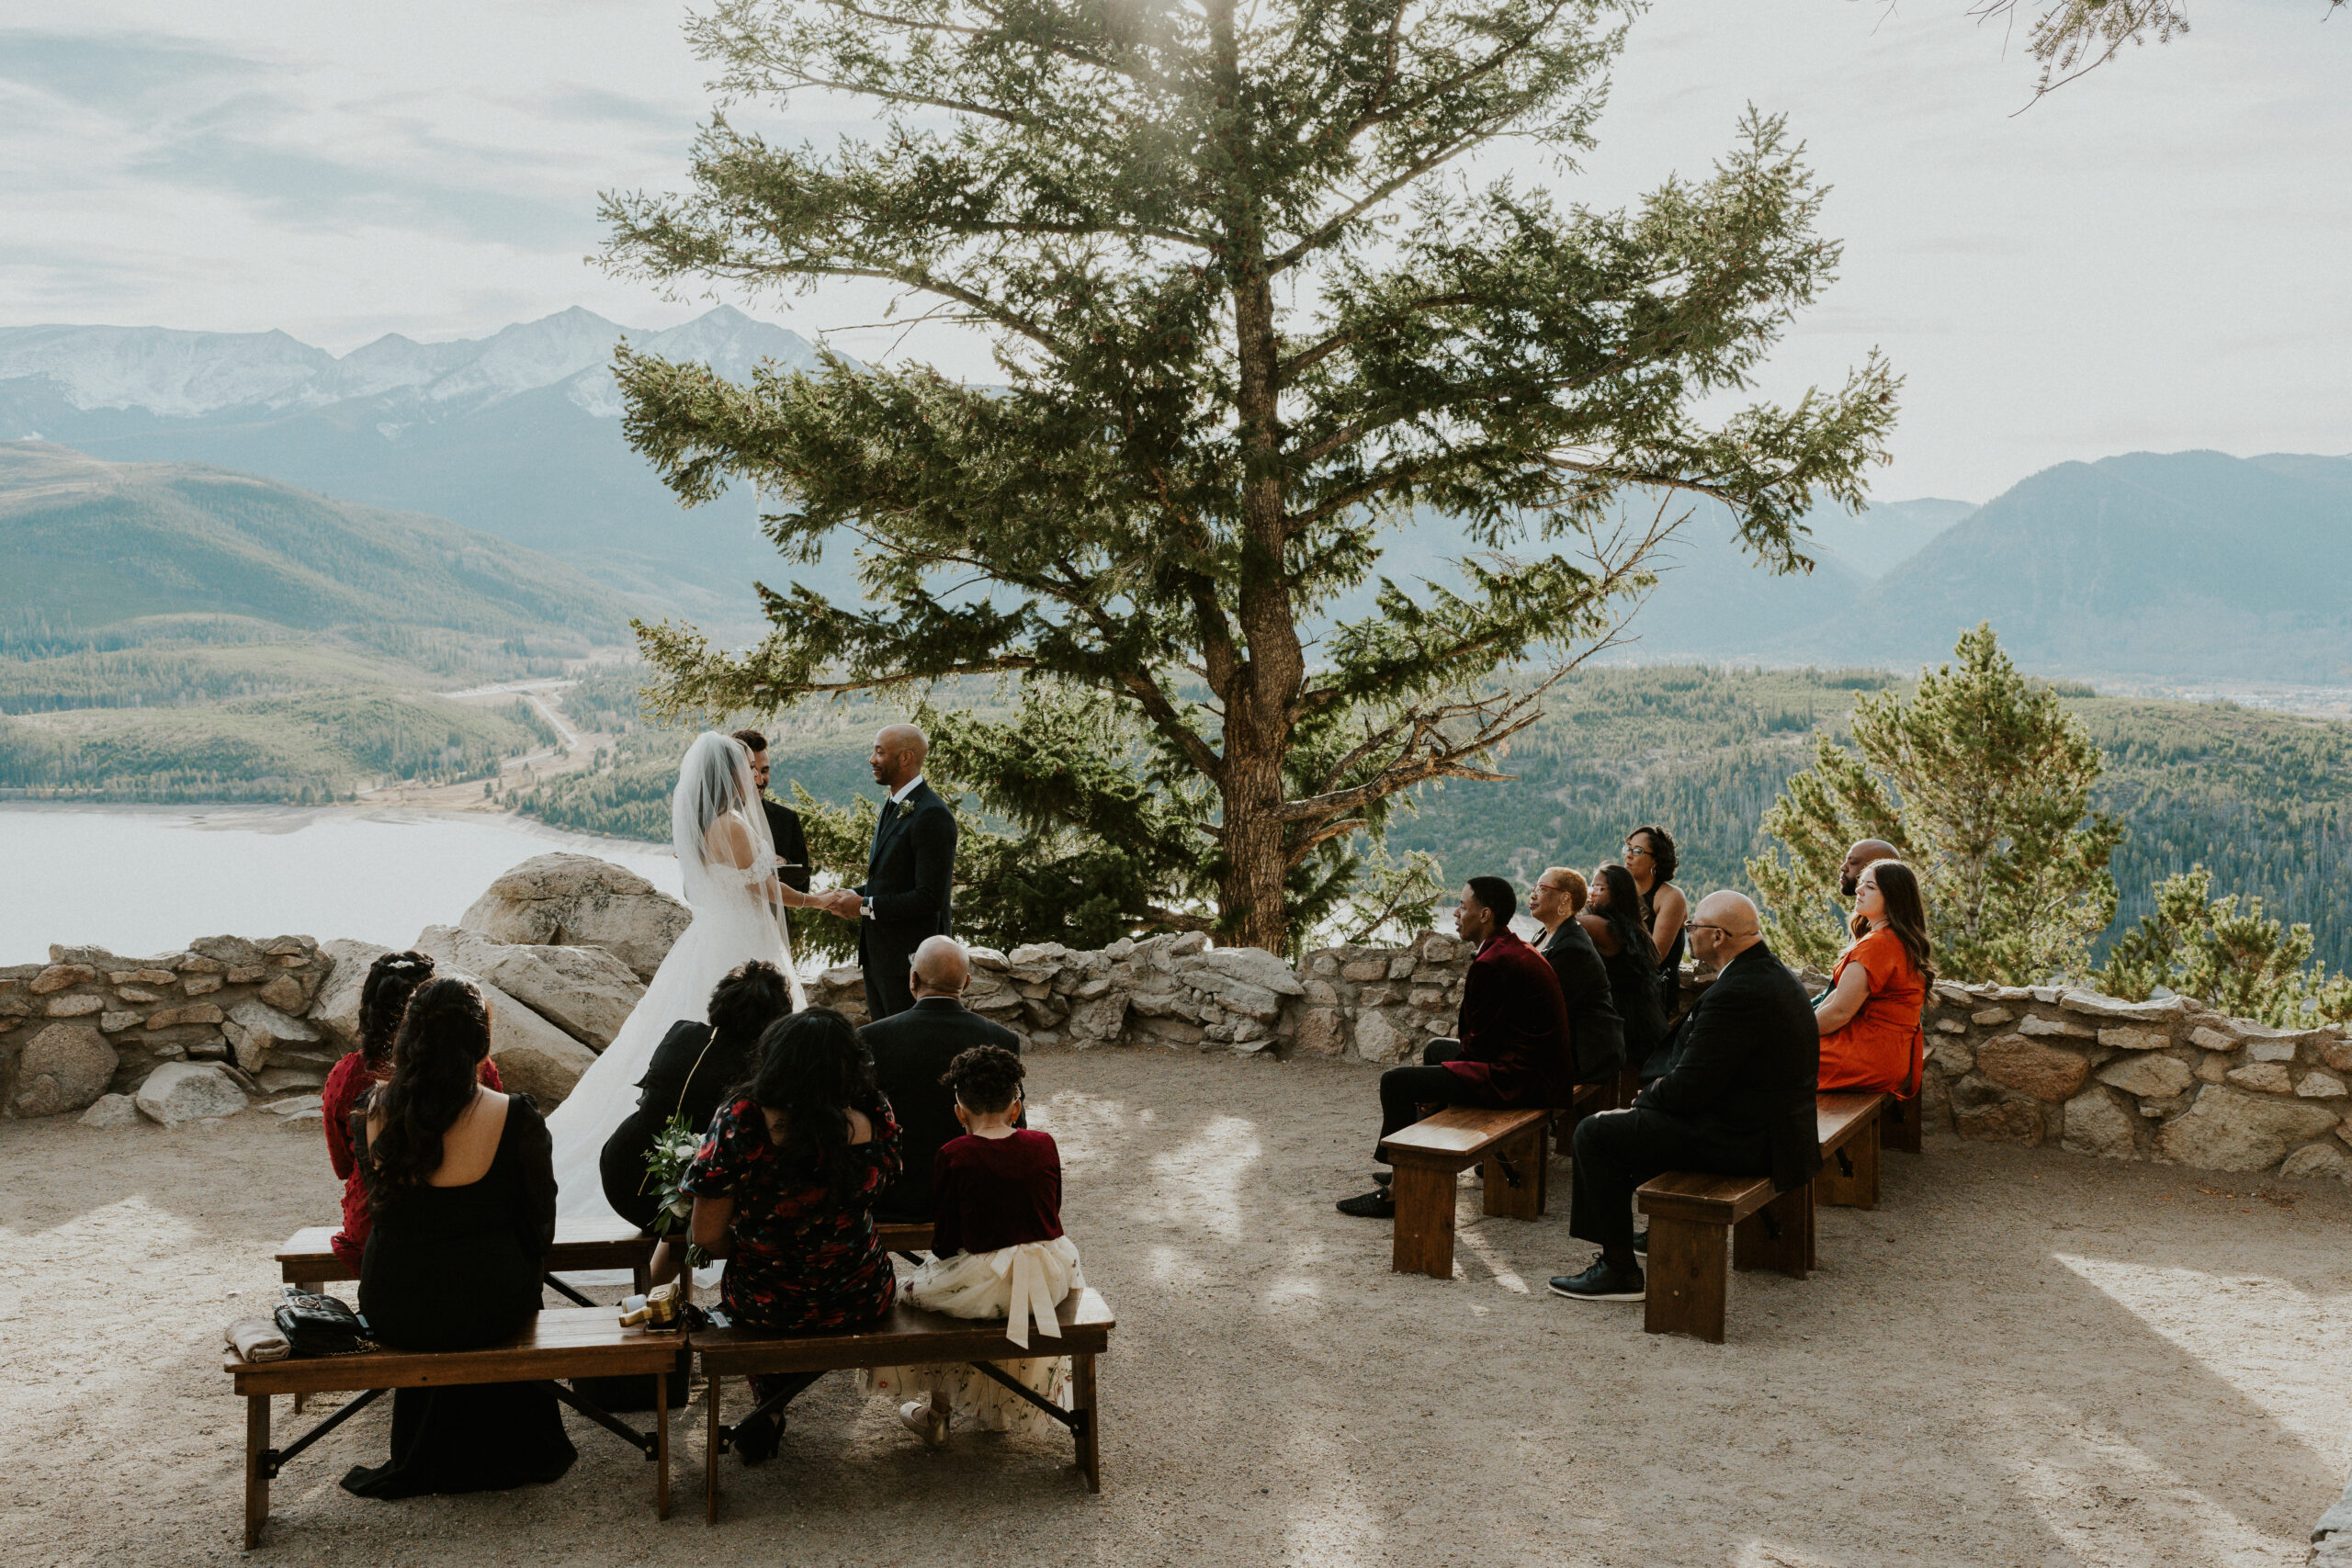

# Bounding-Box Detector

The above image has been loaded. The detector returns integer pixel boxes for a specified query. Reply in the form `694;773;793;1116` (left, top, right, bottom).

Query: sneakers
1547;1258;1645;1302
732;1407;781;1465
1336;1189;1396;1219
898;1399;948;1448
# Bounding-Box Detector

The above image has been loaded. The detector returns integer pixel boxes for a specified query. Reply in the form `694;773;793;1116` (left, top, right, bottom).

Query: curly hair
707;959;793;1041
745;1008;877;1202
365;977;492;1207
357;950;435;1068
1636;827;1674;888
941;1044;1025;1116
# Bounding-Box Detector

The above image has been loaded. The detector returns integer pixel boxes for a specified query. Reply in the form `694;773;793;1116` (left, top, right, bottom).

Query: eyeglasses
1534;881;1574;894
1681;921;1724;934
1622;842;1651;859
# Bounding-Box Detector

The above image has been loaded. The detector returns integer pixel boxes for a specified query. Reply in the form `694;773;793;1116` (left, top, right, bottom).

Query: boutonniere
896;799;917;820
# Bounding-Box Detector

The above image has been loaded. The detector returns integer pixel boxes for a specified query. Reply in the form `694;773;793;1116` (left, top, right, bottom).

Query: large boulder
223;998;323;1073
135;1061;250;1126
309;939;391;1052
458;854;690;983
473;978;598;1109
11;1021;119;1118
2152;1086;2344;1173
413;925;644;1052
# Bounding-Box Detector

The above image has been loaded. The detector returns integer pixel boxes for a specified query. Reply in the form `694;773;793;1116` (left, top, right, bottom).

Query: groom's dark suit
854;779;956;1021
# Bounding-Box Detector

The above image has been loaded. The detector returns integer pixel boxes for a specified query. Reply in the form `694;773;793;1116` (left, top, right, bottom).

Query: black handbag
275;1286;372;1357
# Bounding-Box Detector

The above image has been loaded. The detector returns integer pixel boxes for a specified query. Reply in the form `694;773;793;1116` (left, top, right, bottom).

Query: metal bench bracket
544;1379;661;1460
967;1360;1088;1438
260;1386;384;1479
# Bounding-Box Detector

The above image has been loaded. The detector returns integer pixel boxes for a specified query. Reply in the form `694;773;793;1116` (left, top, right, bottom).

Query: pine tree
2099;866;2352;1025
605;0;1897;951
1748;624;2122;983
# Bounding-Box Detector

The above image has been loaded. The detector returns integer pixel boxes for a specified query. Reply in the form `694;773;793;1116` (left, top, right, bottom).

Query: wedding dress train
546;731;807;1223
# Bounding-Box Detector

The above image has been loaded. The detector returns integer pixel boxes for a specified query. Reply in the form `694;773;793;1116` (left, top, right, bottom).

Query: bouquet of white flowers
642;1113;708;1268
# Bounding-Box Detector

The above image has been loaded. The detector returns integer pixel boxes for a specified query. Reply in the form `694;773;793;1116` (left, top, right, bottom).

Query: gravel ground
1;1047;2346;1568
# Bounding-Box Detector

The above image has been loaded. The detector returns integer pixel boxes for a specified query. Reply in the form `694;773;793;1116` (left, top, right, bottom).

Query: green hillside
0;441;625;799
514;662;2352;971
0;441;631;671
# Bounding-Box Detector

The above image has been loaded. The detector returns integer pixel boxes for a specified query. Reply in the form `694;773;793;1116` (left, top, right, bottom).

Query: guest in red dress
1815;858;1934;1096
322;952;502;1273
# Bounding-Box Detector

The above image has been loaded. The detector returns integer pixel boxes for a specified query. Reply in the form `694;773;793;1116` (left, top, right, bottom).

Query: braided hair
364;977;492;1208
357;950;435;1069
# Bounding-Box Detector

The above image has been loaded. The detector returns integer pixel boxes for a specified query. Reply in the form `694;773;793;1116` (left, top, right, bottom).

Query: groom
817;722;956;1021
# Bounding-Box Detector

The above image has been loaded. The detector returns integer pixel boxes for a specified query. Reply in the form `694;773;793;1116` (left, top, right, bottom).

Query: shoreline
0;795;673;857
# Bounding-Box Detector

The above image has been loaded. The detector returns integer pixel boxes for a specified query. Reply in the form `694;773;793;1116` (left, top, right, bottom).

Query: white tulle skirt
860;1236;1086;1436
545;894;804;1223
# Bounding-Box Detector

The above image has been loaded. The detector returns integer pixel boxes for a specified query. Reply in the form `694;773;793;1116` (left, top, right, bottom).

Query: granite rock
134;1061;250;1126
458;853;692;982
11;1021;119;1117
2152;1087;2342;1172
1976;1034;2089;1101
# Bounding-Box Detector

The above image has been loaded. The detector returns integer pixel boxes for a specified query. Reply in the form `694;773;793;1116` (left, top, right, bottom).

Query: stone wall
7;849;2346;1184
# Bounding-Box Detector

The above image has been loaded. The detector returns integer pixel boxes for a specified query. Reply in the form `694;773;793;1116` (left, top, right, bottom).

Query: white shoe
898;1399;948;1447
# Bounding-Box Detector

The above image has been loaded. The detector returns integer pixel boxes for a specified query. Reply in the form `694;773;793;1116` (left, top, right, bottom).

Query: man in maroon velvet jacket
1337;875;1573;1219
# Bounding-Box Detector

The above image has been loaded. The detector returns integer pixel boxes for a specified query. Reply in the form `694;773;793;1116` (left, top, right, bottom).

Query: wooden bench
224;1307;681;1548
1636;1171;1812;1343
1813;1092;1886;1213
876;1220;934;1258
278;1217;660;1297
691;1287;1116;1520
1375;1085;1609;1279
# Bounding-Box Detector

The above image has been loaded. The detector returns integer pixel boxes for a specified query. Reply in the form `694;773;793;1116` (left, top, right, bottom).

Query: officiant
732;729;811;920
817;723;956;1021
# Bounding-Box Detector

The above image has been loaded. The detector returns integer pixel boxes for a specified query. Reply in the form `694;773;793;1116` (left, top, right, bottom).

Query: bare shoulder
1656;883;1689;917
845;1106;875;1145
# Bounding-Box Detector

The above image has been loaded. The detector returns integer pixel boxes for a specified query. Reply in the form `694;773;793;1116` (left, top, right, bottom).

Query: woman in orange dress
1815;858;1933;1095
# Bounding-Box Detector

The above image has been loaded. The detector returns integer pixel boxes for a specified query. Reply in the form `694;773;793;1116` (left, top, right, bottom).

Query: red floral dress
683;1095;902;1332
322;1051;504;1272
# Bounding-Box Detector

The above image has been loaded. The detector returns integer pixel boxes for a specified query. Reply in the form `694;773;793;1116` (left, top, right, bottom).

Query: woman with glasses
1622;826;1688;1018
1577;863;1669;1083
1815;858;1933;1096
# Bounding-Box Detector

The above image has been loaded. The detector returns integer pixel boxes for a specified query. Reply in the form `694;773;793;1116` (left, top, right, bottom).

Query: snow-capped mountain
0;324;333;420
0;305;827;425
0;307;846;636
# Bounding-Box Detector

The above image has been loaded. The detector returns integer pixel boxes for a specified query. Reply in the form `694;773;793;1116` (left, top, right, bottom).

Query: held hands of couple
817;888;865;919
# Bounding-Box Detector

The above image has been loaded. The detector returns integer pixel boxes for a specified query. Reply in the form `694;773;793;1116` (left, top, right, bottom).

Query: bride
548;731;812;1219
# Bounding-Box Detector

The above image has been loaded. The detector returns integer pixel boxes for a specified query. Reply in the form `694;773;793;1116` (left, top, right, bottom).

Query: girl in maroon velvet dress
321;952;503;1273
863;1045;1084;1446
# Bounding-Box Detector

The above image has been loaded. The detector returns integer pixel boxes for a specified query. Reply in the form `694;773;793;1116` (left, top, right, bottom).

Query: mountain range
5;310;2347;683
0;308;832;631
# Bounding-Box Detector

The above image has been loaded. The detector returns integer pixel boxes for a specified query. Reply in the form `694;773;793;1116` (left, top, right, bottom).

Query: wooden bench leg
655;1369;671;1520
244;1393;270;1549
1389;1160;1458;1279
1072;1352;1101;1494
1479;1124;1547;1222
704;1373;722;1526
1735;1184;1812;1280
1882;1090;1922;1153
1643;1216;1727;1343
1815;1125;1882;1210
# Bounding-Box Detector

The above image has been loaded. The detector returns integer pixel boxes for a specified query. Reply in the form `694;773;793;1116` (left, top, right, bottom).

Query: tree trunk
1210;0;1305;953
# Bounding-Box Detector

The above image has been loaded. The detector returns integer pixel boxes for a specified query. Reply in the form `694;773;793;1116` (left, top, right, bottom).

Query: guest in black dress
676;1007;902;1463
599;959;796;1230
343;978;575;1499
1580;863;1669;1083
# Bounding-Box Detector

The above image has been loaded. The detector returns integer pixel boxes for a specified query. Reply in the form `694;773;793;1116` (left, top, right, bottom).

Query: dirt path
1;1049;2346;1567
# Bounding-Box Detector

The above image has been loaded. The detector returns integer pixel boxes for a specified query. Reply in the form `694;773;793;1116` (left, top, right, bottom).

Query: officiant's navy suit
855;780;956;1021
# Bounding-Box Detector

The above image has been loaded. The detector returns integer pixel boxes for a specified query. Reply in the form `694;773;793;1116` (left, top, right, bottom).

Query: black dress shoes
1336;1189;1396;1219
1546;1258;1645;1302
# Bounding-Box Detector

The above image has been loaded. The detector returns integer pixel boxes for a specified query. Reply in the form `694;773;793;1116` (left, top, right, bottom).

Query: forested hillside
516;663;2352;970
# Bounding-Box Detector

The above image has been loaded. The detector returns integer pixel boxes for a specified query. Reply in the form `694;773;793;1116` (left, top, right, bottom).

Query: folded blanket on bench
226;1317;289;1363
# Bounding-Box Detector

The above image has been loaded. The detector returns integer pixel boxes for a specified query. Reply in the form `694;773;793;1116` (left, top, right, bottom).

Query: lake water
0;804;683;966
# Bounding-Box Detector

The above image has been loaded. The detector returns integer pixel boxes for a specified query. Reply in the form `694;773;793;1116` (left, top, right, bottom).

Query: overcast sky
1;0;2346;501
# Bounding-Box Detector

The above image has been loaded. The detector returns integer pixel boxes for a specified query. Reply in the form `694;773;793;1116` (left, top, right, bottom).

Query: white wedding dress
547;731;808;1222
